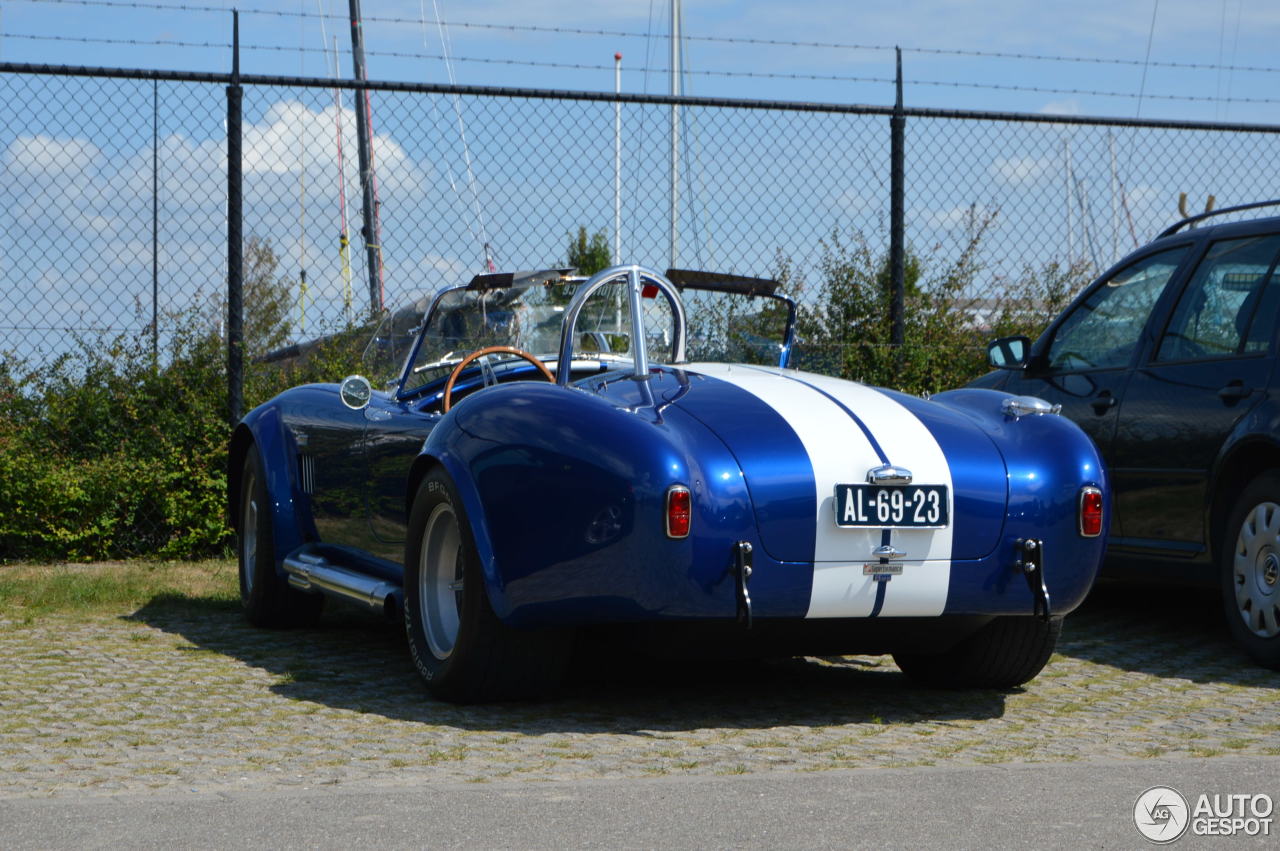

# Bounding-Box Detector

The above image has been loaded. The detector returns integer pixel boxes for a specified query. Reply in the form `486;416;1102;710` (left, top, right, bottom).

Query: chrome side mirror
339;374;373;410
987;335;1031;369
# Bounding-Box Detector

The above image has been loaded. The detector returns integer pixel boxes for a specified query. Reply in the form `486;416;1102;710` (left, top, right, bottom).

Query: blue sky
3;0;1279;363
2;0;1279;123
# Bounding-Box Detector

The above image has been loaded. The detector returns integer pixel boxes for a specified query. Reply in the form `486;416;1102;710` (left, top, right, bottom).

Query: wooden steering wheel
441;345;555;412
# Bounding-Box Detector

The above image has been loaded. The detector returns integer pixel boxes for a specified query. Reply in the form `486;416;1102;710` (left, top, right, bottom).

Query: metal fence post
226;11;244;425
151;78;159;363
889;47;906;371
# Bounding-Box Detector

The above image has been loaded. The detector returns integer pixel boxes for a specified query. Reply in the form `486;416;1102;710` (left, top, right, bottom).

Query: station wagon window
1046;246;1189;371
1155;235;1280;362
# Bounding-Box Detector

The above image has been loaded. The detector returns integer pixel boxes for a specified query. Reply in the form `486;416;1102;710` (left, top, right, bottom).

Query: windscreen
682;288;791;366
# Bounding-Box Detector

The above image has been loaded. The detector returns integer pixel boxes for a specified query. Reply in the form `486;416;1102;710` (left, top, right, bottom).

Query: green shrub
0;310;365;563
783;227;1091;394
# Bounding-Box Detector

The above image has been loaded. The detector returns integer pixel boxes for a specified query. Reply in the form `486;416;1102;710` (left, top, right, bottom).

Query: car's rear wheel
238;445;323;628
404;467;570;702
892;615;1062;688
1220;472;1280;669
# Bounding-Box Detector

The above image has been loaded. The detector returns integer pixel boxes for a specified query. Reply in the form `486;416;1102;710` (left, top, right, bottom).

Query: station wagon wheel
237;444;323;628
441;346;554;412
1221;472;1280;669
403;467;572;702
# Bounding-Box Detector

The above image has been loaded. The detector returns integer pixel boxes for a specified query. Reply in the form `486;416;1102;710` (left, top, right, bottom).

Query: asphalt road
3;756;1277;849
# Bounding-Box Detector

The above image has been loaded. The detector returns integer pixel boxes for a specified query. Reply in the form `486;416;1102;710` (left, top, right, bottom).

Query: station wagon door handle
1090;391;1118;414
1217;380;1253;402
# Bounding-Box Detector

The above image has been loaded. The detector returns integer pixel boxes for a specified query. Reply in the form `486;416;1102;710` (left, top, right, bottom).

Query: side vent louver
298;454;315;495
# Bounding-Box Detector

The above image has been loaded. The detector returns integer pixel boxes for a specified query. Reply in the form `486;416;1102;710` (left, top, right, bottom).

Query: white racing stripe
757;368;955;617
685;363;954;618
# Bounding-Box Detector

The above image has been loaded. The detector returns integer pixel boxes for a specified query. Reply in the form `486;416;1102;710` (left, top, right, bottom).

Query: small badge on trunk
862;563;903;576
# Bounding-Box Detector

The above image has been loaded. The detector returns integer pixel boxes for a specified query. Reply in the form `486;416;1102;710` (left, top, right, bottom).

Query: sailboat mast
614;51;622;264
669;0;681;269
332;36;353;323
348;0;384;316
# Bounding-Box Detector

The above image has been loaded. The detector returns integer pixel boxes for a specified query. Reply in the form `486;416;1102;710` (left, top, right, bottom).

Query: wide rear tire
404;467;570;702
892;615;1062;688
237;445;323;628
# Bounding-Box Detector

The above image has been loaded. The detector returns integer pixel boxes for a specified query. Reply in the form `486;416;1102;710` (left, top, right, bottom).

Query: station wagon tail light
666;485;691;539
1079;486;1103;537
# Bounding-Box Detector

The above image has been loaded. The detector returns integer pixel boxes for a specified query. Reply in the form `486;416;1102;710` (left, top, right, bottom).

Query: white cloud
829;189;873;213
922;203;999;231
990;155;1054;186
1040;99;1082;116
3;135;101;177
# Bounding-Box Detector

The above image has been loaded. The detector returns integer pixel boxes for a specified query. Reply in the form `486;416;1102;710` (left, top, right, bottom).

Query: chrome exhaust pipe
284;551;402;619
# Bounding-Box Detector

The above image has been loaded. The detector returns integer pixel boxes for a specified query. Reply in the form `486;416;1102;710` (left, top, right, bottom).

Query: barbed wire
0;32;894;84
8;0;1280;75
5;31;1280;104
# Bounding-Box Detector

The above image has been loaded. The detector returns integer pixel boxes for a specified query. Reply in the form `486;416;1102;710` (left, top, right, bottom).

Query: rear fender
1208;398;1280;562
422;381;754;626
411;430;505;617
931;387;1108;615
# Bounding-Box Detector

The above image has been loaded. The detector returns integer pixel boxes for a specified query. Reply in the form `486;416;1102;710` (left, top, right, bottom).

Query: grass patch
0;560;238;617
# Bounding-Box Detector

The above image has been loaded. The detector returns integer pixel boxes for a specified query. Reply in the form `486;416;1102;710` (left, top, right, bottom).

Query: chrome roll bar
555;265;687;386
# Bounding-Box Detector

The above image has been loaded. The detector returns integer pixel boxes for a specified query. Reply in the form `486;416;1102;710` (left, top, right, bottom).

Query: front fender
230;402;309;571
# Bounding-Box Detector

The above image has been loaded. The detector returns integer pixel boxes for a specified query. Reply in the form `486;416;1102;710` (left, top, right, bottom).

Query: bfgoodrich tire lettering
403;467;570;703
892;615;1063;688
237;445;323;628
1220;472;1280;669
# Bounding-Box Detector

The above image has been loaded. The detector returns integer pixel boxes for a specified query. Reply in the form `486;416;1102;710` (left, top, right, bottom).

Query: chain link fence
4;66;1280;369
3;62;1280;557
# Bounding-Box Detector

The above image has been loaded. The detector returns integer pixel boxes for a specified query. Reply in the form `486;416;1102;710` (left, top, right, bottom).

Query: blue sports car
230;265;1108;702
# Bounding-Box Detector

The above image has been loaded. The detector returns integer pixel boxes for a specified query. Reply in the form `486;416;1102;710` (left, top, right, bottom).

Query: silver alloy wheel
1232;500;1280;638
420;502;464;659
242;470;258;596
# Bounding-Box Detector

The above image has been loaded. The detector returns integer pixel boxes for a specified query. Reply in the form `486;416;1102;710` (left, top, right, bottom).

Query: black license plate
834;484;949;528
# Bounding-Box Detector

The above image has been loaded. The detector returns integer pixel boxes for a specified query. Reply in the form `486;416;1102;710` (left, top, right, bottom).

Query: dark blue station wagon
976;201;1280;669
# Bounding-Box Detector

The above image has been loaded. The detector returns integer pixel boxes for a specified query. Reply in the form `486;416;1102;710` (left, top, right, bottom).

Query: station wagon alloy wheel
1231;499;1280;639
419;503;464;659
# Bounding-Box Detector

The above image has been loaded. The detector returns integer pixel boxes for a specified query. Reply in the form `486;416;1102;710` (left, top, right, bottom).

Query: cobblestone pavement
1;578;1277;799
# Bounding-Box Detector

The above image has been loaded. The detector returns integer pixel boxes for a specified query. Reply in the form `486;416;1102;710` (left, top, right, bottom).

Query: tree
565;226;612;276
785;213;1091;394
239;236;295;357
202;236;295;359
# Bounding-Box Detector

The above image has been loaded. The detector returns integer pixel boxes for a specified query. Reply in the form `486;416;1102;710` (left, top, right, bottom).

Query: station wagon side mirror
339;374;373;410
987;335;1031;369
